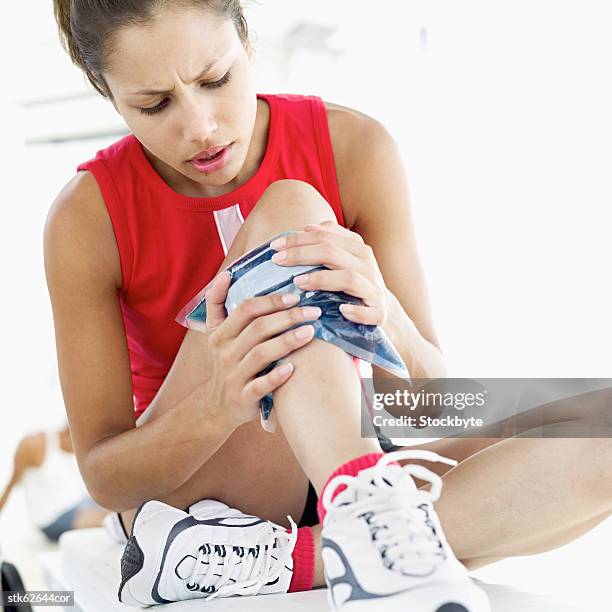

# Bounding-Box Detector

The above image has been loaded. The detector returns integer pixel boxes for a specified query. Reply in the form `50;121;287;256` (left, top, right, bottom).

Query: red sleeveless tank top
76;93;346;418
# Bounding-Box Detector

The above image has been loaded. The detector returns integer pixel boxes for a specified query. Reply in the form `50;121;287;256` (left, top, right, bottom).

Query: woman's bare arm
0;435;42;512
44;172;234;511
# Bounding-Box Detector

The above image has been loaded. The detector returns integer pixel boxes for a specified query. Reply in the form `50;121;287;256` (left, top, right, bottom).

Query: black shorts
40;497;99;541
297;433;402;528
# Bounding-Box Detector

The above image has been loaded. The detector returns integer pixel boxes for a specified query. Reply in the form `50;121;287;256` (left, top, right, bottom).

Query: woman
0;426;106;541
44;1;611;610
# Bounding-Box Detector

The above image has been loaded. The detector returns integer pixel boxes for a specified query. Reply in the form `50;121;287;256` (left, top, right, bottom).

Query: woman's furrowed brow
129;57;225;96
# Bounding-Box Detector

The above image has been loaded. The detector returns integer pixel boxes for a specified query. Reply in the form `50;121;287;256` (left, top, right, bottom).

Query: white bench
39;528;578;612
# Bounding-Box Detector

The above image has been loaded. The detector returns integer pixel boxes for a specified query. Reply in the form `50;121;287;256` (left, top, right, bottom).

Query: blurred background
0;0;610;609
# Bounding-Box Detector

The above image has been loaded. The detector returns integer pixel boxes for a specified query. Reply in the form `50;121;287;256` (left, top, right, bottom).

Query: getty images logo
372;388;487;412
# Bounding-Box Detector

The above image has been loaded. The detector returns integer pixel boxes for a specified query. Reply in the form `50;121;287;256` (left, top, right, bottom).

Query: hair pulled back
52;0;249;98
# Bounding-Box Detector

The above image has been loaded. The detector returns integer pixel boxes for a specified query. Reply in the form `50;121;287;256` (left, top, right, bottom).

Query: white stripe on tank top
213;204;245;256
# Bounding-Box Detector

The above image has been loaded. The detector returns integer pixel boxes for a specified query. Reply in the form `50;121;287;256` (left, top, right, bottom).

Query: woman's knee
218;180;336;270
254;179;337;229
282;338;359;391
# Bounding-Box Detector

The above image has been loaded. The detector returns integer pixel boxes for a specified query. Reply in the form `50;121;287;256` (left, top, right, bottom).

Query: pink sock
288;526;315;592
316;453;386;523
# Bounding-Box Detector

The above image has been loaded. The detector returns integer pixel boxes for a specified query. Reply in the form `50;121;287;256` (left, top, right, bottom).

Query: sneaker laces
321;450;458;575
185;516;298;600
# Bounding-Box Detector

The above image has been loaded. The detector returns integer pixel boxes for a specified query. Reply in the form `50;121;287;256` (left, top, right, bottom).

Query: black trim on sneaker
118;536;145;603
117;500;154;604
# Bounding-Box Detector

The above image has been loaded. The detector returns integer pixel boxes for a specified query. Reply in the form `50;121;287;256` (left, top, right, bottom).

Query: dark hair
53;0;250;98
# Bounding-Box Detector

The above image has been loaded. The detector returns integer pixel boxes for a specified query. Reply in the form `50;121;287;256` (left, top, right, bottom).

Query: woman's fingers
241;361;295;404
233;304;321;356
339;302;386;326
216;292;301;340
271;241;358;270
204;272;232;330
271;225;367;258
293;268;376;297
239;323;316;379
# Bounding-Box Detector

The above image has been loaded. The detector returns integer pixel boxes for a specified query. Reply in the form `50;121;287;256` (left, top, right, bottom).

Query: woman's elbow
80;454;130;512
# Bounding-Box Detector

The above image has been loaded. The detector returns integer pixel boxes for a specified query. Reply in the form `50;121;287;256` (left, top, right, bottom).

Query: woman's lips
190;143;233;174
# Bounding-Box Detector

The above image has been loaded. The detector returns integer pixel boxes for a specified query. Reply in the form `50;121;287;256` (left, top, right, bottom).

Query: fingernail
341;304;355;314
282;293;300;305
302;307;321;319
278;363;293;375
295;325;313;339
272;251;287;262
270;237;286;249
294;274;308;286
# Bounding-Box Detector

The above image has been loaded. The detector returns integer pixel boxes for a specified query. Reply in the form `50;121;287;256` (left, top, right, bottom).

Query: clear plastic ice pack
176;231;410;431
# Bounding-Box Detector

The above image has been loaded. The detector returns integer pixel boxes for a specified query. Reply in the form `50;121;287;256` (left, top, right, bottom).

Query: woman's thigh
397;435;534;498
395;436;503;482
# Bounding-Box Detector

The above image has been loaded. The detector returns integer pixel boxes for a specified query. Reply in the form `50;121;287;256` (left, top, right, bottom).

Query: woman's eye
138;72;231;116
202;71;232;89
139;98;169;115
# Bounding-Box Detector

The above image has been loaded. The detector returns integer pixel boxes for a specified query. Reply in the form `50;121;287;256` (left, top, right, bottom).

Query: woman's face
103;7;256;196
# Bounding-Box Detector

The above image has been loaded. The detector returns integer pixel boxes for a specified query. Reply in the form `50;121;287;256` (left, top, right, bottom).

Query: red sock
316;452;386;523
288;526;315;592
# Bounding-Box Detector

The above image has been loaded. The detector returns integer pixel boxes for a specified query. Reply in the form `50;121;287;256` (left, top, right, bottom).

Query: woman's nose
181;100;218;143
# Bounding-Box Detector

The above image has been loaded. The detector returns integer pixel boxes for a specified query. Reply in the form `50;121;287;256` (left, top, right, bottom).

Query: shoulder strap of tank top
76;138;135;294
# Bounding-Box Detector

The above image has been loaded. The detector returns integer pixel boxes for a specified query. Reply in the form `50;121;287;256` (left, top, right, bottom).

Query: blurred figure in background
0;424;107;541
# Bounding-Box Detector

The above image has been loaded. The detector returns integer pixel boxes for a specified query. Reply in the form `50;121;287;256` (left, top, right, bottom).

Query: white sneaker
320;450;490;612
118;500;297;605
102;500;261;546
184;499;297;595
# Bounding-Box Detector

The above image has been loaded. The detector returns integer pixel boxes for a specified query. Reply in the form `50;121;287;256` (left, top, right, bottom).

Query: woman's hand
270;220;390;326
202;272;321;429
